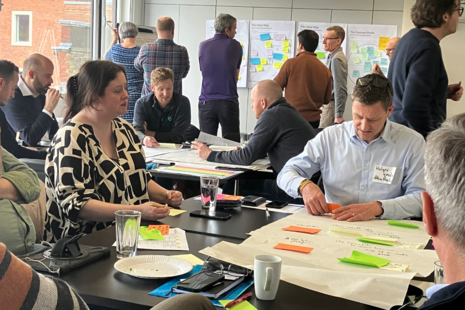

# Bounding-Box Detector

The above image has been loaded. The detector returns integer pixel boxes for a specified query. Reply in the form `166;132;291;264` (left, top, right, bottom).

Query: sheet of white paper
197;132;241;147
143;146;183;159
156;163;244;179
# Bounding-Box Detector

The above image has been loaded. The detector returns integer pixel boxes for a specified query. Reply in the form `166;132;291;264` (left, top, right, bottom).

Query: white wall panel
374;0;404;11
146;0;215;5
216;7;253;20
291;9;332;24
331;10;373;24
217;0;292;9
144;4;180;42
293;0;373;10
373;11;403;36
253;8;292;20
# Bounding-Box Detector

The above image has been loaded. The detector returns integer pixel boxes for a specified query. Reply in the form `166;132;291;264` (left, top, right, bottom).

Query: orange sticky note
327;203;341;214
282;225;321;234
148;224;170;235
273;243;313;254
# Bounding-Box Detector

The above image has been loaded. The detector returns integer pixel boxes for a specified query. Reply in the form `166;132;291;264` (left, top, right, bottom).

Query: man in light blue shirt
277;74;425;221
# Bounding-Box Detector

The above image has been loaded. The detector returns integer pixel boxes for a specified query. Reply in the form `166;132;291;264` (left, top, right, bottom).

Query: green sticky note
362;53;369;61
316;52;326;59
360;47;367;54
353;57;361;64
357;238;394;246
220;300;257;310
139;226;166;240
387;220;419;229
351;46;358;53
374;50;381;57
338;250;390;268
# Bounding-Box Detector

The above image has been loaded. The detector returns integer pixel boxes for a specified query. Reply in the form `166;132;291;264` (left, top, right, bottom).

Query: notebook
173;276;245;299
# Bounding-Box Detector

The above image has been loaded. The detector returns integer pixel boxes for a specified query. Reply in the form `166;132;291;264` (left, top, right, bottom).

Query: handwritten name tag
372;165;396;184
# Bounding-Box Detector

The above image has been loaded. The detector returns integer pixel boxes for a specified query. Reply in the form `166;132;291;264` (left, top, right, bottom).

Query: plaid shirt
134;39;190;96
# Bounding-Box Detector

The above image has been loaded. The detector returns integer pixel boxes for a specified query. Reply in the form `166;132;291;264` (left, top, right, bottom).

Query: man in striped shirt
135;17;190;96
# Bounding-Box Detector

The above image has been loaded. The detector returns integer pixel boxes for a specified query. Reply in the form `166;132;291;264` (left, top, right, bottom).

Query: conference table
66;198;420;310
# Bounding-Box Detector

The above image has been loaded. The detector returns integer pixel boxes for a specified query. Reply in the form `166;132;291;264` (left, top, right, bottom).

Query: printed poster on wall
298;22;348;65
206;20;249;88
346;24;398;93
248;20;296;88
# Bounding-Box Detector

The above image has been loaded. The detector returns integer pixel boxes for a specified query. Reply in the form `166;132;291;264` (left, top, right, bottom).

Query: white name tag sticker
372;165;397;184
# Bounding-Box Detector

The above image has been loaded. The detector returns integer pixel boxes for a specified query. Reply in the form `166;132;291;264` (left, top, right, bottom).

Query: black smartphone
266;201;289;209
174;272;224;292
190;210;231;220
216;200;242;209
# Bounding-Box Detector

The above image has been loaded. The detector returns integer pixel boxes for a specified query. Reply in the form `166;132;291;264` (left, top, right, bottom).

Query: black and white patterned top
44;118;151;242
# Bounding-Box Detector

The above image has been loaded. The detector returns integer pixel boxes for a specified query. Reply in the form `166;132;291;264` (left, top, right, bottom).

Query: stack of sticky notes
139;226;165;240
338;251;390;268
282;225;321;234
148;224;170;235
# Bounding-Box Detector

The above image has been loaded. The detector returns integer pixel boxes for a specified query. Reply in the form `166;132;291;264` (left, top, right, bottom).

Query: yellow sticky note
219;300;257;310
256;65;264;71
240;41;243;46
238;74;241;80
378;37;390;50
282;54;288;61
171;254;204;266
169;208;187;216
260;58;267;65
273;62;283;69
265;41;272;48
282;46;289;53
374;50;381;57
242;55;245;60
353;57;361;64
283;40;290;47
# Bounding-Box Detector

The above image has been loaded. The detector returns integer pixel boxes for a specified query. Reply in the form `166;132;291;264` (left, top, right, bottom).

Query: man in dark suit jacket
2;53;60;146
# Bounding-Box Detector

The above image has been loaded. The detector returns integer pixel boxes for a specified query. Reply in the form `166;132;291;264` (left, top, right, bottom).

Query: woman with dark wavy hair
43;60;182;242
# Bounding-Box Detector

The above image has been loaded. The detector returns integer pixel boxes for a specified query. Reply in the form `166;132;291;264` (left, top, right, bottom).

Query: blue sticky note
368;52;375;60
273;53;283;60
352;70;360;78
381;67;388;75
250;58;261;65
364;62;372;73
367;46;374;54
381;58;389;66
373;60;379;65
260;33;271;41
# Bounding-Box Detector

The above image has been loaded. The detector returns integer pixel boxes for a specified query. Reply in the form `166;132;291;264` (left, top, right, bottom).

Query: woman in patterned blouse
105;21;143;122
43;60;182;242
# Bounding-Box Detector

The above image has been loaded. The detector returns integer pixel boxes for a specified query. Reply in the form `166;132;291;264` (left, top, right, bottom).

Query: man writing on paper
192;80;316;200
274;29;332;129
133;67;191;146
320;26;347;128
278;74;425;222
388;0;463;138
420;114;465;308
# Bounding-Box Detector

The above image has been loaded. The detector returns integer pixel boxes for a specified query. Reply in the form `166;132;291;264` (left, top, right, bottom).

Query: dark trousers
199;100;240;142
309;120;320;129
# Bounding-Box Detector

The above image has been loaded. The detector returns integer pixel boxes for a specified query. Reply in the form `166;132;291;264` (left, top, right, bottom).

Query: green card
387;220;419;229
357;238;394;246
139;226;165;240
338;250;390;268
316;52;326;59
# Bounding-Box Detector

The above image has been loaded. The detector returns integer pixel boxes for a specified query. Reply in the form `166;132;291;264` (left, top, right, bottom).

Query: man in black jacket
419;114;465;309
0;60;46;159
133;67;191;145
192;79;316;201
2;53;60;147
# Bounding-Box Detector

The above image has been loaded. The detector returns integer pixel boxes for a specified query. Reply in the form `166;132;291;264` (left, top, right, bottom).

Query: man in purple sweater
198;14;242;142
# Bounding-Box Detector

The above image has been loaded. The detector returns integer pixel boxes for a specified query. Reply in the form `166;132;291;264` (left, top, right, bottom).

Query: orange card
327;203;341;214
282;226;321;234
148;224;170;235
221;195;242;201
273;243;313;254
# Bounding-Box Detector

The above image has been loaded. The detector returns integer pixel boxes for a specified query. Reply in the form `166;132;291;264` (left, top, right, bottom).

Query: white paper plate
114;255;193;279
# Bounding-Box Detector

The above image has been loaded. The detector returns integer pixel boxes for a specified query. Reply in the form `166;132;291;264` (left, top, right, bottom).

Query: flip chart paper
274;243;313;254
273;34;286;41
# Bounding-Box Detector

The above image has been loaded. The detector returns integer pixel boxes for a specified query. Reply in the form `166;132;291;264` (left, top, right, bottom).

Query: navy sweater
0;109;46;159
388;28;448;139
2;88;59;146
207;97;316;173
420;282;465;309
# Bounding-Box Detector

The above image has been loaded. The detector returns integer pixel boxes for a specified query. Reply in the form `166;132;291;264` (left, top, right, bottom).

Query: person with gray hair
105;21;144;122
420;113;465;308
319;25;348;128
198;13;242;142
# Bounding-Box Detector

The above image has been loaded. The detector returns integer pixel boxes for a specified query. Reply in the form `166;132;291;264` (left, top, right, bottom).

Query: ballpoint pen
224;292;253;308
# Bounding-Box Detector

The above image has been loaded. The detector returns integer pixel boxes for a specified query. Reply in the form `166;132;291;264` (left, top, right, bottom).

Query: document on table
112;228;189;251
196;132;241;147
143;146;183;159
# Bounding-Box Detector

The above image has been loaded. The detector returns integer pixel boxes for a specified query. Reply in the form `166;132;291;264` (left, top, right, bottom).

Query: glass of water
434;260;446;284
200;176;219;215
115;210;141;259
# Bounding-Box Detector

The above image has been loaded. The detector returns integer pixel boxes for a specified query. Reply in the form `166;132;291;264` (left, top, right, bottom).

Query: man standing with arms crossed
198;14;242;142
320;26;348;128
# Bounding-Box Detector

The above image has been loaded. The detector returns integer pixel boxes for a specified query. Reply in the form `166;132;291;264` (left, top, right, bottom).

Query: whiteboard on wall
248;21;296;88
298;22;348;65
206;20;250;88
346;24;398;93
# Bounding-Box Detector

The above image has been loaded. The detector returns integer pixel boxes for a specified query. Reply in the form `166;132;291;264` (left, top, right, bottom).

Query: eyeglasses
454;6;464;17
356;75;393;96
202;257;251;278
322;37;339;41
385;48;395;54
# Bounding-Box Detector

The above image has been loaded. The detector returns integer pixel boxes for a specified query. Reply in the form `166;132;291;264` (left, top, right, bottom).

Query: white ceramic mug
254;255;282;300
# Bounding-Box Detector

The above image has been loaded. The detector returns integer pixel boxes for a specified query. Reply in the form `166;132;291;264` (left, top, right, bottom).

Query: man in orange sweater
274;29;332;129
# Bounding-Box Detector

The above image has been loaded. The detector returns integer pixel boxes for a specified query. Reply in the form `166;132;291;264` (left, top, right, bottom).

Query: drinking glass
200;176;219;215
115;210;141;259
